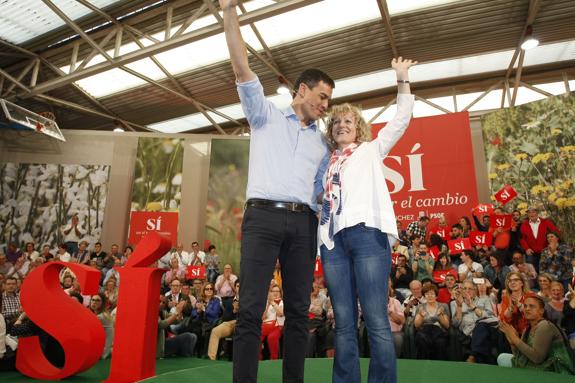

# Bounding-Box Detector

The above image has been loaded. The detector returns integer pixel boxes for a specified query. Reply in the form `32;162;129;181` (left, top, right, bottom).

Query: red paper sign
490;214;513;230
314;258;324;277
373;112;479;229
187;265;206;280
433;269;458;284
473;203;494;217
431;228;449;240
429;246;440;261
469;231;493;247
128;211;178;246
447;238;472;254
494;185;518;206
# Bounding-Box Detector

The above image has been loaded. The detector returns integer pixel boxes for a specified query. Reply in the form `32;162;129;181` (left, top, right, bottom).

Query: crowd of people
1;204;575;376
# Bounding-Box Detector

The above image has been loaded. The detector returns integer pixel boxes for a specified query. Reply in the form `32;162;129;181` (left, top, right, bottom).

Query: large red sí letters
17;232;172;382
17;262;105;379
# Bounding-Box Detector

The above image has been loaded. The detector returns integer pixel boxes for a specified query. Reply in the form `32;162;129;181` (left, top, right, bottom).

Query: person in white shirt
318;57;416;383
55;243;71;263
61;215;85;256
457;250;484;281
189;241;206;265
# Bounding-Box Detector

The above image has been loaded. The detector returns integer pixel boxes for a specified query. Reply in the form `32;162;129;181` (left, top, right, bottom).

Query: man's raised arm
220;0;255;83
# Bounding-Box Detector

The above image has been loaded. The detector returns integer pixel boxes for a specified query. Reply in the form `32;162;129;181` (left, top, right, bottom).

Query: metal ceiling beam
461;80;503;112
33;94;153;132
30;0;321;95
511;49;525;106
504;0;542;79
2;59;36;97
376;0;399;58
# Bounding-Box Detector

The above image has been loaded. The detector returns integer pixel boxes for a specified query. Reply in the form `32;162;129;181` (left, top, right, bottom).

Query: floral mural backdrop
131;138;184;212
0;163;110;248
481;94;575;245
206;139;249;272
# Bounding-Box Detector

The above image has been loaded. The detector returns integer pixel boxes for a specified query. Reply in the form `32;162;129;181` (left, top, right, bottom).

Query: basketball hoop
36;111;56;132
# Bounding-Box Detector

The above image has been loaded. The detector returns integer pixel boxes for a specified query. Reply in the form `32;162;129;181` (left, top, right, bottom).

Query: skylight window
0;0;123;45
148;39;575;133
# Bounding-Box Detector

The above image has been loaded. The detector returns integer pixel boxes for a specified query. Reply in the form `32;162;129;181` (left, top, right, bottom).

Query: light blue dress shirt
237;76;330;210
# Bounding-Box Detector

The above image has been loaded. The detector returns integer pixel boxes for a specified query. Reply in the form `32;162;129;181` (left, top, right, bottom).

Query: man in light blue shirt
220;1;334;382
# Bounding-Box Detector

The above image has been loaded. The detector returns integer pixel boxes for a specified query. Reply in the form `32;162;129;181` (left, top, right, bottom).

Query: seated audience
537;273;554;301
392;254;414;300
157;296;197;358
458;250;483;281
260;284;284;360
563;284;575;350
539;232;573;290
412;243;435;281
498;295;574;374
204;245;220;284
89;293;114;359
545;281;566;326
0;313;16;371
1;277;21;325
451;280;496;361
499;271;535;335
189;282;223;356
414;284;450;360
102;277;119;310
484;251;510;291
388;283;406;356
23;243;39;262
208;280;239;360
433;253;457;288
0;254;13;276
437;273;458;305
509;251;537;289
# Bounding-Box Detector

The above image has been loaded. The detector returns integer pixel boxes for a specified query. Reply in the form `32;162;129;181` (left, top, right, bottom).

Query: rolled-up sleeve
237;76;273;130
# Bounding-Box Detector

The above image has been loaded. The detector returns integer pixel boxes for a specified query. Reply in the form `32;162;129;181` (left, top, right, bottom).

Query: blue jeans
320;223;396;383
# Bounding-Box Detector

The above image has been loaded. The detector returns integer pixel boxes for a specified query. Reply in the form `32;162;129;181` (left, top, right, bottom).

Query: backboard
0;98;66;142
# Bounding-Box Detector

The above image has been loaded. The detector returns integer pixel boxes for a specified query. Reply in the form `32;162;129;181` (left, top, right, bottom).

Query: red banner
469;231;493;247
373;112;478;227
447;238;472;254
490;214;513;230
128;211;178;246
187;266;206;280
494;185;518;205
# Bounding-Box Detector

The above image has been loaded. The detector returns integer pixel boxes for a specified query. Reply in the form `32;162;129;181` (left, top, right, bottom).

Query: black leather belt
246;198;313;213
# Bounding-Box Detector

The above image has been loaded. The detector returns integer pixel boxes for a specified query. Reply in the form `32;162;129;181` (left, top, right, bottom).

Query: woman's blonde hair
325;103;371;150
504;271;530;295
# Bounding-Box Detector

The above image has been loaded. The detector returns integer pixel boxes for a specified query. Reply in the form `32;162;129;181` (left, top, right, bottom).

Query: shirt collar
281;106;318;131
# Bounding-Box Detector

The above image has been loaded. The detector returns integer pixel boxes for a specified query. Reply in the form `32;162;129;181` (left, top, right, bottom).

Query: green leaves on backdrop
132;138;184;212
206;139;250;273
481;95;575;245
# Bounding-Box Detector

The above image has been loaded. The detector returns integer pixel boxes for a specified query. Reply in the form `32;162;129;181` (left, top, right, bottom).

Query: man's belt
246;198;313;213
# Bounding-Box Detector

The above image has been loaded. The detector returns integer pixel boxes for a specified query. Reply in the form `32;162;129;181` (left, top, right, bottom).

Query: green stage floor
1;358;573;383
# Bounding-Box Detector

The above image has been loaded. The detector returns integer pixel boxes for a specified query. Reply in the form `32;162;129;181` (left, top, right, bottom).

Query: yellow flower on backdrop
496;163;511;171
488;173;498;179
514;153;528;161
551;129;562;136
517;202;528;210
555;198;567;208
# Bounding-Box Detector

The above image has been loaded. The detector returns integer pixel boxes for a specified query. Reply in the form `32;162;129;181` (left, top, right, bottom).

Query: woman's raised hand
391;57;417;72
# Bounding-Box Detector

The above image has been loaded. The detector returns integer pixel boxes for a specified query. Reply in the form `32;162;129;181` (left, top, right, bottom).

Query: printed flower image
132;138;184;211
0;163;110;248
206;139;250;272
481;95;575;244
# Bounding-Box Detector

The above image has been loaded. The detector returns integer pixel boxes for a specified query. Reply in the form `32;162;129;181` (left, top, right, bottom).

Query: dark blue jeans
321;223;396;383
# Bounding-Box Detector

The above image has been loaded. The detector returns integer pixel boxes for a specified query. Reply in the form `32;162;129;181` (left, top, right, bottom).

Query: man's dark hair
95;242;102;246
292;69;335;98
451;223;463;231
419;216;430;222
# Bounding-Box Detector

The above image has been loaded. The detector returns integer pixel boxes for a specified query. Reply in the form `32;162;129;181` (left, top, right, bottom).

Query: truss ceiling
0;0;574;134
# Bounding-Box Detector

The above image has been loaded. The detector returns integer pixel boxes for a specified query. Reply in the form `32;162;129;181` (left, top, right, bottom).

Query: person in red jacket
519;206;560;271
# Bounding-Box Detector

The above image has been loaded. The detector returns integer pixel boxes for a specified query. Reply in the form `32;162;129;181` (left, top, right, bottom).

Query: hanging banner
373;112;479;227
128;211;178;246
